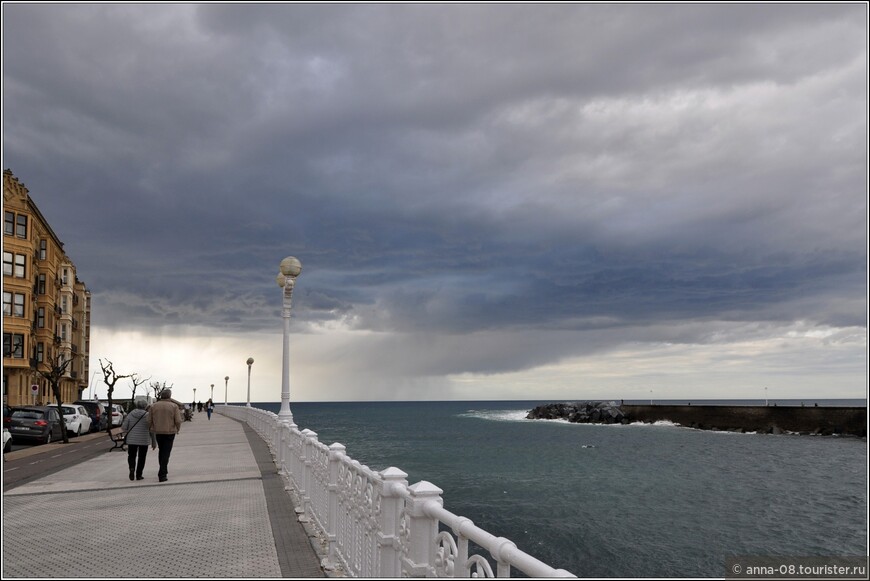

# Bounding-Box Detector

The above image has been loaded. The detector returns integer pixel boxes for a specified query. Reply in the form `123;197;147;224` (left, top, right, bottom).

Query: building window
61;324;67;341
39;239;47;260
38;273;46;295
16;215;27;238
4;212;13;236
36;342;44;363
3;334;25;358
13;293;25;317
37;307;45;328
3;252;11;276
62;268;69;285
0;293;22;316
62;296;68;314
14;254;25;278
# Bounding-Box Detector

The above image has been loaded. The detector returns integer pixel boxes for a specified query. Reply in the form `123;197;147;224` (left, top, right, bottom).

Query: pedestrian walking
148;389;182;482
206;398;214;420
122;399;156;481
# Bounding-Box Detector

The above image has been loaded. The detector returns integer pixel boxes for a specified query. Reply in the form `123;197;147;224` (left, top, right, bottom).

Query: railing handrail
218;405;576;578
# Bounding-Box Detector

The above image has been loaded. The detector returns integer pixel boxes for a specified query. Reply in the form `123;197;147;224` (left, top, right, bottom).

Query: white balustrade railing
219;405;575;578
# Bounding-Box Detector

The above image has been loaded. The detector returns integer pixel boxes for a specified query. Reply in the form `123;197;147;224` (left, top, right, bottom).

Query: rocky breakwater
526;401;628;424
527;402;867;437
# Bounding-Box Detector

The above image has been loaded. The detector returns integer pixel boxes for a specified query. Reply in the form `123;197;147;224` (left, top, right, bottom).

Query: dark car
7;406;65;444
74;400;108;432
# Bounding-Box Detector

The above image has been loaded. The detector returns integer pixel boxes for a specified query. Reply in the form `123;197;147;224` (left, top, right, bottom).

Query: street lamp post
224;376;229;406
193;387;196;405
276;256;302;425
210;384;214;402
246;358;254;407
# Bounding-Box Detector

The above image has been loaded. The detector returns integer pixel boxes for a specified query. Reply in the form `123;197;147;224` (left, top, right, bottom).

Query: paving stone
2;412;323;578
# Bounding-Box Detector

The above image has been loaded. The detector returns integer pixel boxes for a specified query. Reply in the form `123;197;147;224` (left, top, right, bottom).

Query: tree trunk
50;385;69;444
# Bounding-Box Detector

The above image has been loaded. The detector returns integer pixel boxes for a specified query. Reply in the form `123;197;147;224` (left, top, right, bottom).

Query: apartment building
3;169;91;406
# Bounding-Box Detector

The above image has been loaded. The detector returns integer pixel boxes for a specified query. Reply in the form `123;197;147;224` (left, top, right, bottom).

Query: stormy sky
3;3;866;403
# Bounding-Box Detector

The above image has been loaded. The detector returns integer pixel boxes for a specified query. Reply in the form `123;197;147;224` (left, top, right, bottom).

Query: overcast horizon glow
3;4;866;404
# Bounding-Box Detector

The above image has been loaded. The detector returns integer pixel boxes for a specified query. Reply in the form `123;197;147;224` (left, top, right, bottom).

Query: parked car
3;405;12;430
3;428;11;453
53;404;92;436
108;404;125;427
7;406;65;444
74;400;108;432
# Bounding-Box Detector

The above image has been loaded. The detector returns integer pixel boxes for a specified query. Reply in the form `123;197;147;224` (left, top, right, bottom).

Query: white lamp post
246;357;254;407
276;256;302;424
193;387;197;405
224;375;229;406
210;383;214;402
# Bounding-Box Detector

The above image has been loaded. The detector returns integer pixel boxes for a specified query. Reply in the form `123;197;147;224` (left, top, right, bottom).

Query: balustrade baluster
402;481;444;577
377;467;408;578
326;443;346;564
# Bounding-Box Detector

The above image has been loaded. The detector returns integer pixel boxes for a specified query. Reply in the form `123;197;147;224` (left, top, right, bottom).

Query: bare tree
127;373;151;411
150;380;173;401
100;359;132;433
34;351;77;444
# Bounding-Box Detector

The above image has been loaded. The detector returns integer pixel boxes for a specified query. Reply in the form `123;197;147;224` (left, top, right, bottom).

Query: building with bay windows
3;169;91;406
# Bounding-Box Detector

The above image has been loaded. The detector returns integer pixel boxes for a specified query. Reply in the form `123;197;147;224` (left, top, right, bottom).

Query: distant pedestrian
122;399;156;481
206;398;214;420
197;401;203;413
148;389;182;482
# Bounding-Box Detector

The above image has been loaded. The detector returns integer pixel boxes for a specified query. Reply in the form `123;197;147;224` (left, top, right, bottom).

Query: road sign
31;384;38;394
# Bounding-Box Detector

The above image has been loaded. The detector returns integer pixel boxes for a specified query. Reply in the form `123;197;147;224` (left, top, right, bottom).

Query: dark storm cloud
3;3;866;359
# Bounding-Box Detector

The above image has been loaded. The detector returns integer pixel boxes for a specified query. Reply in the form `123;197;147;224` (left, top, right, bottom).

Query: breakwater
527;402;867;436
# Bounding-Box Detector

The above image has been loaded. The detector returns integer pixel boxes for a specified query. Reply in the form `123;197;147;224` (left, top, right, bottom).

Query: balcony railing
219;405;575;578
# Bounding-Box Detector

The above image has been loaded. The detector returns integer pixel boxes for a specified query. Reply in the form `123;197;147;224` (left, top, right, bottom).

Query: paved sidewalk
2;411;324;578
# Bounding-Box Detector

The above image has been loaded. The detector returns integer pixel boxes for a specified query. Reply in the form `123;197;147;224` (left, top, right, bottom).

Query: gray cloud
3;4;865;386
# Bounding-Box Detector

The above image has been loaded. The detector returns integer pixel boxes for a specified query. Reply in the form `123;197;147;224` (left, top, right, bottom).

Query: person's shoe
159;476;168;482
129;469;135;481
136;475;144;480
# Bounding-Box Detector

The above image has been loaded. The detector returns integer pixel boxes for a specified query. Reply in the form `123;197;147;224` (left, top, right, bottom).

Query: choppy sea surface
246;400;867;578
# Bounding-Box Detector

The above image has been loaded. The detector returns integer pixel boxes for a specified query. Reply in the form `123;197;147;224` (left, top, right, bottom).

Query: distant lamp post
210;383;214;401
276;256;302;424
224;376;229;406
246;357;254;407
193;387;196;404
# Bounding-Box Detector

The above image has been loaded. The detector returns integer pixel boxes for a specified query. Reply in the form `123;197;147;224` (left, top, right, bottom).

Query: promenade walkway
2;411;324;578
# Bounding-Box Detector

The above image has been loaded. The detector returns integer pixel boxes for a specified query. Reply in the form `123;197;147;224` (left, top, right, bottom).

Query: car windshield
61;406;77;414
12;410;43;419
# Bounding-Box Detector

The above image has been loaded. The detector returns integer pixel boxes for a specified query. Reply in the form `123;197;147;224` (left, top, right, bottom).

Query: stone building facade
3;170;91;406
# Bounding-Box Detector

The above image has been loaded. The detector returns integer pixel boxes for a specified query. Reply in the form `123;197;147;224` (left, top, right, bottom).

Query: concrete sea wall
622;404;866;436
527;402;867;437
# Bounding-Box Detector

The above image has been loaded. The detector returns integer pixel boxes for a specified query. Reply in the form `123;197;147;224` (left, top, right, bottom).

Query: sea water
246;400;867;577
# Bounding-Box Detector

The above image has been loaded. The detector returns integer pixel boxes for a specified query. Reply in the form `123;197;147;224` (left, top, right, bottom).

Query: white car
108;404;125;427
58;404;92;436
3;428;11;453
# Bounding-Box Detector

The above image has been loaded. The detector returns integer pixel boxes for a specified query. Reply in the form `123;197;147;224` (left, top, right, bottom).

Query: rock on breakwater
526;401;628;424
527;402;867;437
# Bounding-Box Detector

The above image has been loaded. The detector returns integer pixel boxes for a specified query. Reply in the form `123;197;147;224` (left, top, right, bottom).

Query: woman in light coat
122;400;157;481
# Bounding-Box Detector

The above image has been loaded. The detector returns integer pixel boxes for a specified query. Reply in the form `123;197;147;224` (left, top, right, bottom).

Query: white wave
459;409;530;422
629;420;682;427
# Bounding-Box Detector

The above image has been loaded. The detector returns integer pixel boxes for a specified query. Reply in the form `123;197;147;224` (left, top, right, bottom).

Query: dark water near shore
245;400;867;577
